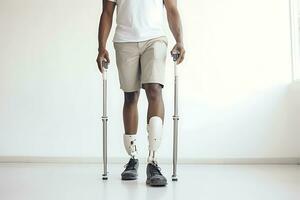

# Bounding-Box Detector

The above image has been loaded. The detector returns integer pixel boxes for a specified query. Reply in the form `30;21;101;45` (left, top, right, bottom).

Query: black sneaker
121;158;139;180
146;161;167;186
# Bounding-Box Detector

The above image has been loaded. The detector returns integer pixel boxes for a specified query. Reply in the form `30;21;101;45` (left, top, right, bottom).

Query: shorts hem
141;81;165;89
120;87;141;93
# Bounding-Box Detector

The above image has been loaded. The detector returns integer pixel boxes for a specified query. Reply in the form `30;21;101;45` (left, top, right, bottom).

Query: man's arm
164;0;185;64
96;0;116;73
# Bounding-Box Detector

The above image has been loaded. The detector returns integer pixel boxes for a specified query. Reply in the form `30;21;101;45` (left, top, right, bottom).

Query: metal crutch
101;61;109;180
171;51;180;181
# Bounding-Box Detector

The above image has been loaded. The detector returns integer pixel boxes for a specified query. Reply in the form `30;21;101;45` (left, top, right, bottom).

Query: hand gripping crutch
171;51;180;181
101;61;109;180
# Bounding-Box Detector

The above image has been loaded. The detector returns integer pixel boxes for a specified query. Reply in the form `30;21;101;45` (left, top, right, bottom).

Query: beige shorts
113;36;168;92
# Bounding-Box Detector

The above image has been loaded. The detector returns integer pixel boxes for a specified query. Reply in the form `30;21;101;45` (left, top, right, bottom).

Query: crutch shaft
102;63;108;180
102;117;108;178
172;58;179;181
172;118;179;177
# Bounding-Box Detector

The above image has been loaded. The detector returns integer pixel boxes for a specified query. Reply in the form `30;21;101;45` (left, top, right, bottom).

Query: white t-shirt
107;0;166;42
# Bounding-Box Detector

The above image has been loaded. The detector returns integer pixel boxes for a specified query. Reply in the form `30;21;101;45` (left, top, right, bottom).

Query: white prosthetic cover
123;134;137;158
147;116;163;163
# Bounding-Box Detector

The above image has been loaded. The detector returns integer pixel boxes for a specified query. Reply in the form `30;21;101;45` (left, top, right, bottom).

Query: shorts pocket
160;36;168;47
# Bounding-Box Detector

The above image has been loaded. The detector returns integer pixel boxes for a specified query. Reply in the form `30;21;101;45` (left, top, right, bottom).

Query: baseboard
0;156;299;165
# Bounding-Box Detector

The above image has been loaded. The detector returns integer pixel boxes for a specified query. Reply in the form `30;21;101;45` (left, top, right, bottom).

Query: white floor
0;163;299;200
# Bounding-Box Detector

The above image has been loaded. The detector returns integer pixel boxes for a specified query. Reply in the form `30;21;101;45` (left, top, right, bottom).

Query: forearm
167;8;183;44
98;11;113;51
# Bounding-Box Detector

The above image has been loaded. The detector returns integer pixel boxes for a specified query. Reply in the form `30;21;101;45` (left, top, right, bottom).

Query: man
96;0;185;187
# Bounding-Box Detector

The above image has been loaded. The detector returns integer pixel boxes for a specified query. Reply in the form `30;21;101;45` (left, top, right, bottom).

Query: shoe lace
150;161;162;176
124;158;136;170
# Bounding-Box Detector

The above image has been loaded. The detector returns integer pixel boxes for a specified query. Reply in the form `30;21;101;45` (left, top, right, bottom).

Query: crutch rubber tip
172;176;178;181
102;175;108;180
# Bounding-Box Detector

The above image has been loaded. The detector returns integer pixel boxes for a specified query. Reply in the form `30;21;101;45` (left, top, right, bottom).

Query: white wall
0;0;299;161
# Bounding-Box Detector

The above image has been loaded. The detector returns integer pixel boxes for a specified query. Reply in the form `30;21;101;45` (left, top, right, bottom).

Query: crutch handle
102;61;109;80
171;51;180;62
102;60;109;70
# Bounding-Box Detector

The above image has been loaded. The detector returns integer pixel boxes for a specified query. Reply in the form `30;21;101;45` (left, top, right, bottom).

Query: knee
144;84;162;102
124;91;140;106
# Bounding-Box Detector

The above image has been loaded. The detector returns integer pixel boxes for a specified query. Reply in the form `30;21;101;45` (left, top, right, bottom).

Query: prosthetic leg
146;116;167;186
171;52;180;181
123;134;138;158
121;134;139;180
147;116;163;163
101;61;109;180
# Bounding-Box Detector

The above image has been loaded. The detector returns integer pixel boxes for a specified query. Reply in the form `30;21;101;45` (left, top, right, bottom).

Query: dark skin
96;0;185;135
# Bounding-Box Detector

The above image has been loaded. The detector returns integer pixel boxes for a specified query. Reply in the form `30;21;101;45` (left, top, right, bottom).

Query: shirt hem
112;34;167;43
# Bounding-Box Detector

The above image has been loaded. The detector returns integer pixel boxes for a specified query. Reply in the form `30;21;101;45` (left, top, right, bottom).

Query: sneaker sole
121;175;138;180
146;178;167;186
